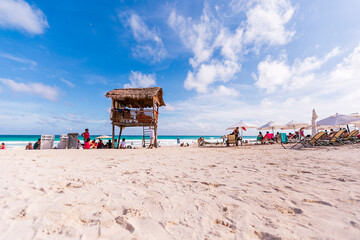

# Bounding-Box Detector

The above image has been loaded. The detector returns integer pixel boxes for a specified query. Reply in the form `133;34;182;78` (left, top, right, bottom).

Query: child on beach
25;142;33;150
0;143;6;150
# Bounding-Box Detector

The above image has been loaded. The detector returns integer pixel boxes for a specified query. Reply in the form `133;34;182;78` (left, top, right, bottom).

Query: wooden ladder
142;126;154;148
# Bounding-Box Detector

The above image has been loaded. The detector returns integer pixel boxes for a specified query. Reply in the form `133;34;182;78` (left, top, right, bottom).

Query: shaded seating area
106;87;166;148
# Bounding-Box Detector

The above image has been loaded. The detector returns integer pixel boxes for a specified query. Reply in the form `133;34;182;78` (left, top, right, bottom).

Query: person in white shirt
148;126;155;149
120;138;126;149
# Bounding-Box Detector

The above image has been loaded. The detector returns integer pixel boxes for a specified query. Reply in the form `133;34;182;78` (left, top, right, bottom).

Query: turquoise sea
0;135;257;148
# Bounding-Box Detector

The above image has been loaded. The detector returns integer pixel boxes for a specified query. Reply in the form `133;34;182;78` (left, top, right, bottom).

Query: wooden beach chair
226;135;237;146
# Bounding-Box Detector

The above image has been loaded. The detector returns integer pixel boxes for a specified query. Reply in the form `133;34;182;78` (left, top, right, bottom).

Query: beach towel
280;133;288;143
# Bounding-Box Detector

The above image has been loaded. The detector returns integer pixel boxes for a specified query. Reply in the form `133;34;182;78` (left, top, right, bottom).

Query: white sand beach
0;145;360;239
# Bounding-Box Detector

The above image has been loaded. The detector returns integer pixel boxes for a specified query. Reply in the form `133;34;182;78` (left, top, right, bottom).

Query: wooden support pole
112;124;115;149
117;126;123;149
154;124;158;148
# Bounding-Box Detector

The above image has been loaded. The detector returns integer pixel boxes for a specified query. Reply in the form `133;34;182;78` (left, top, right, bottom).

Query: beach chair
319;129;346;146
226;135;237;146
341;130;359;144
280;133;291;149
292;131;325;149
261;133;275;144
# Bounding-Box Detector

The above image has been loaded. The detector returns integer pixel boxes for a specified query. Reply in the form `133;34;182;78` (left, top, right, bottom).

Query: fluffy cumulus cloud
126;14;167;63
124;71;156;88
169;6;244;93
0;78;59;101
168;0;295;93
160;43;360;135
244;0;295;47
254;47;341;93
0;0;48;34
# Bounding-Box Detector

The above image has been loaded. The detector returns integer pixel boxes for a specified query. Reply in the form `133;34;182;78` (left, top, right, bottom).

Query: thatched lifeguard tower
105;87;166;148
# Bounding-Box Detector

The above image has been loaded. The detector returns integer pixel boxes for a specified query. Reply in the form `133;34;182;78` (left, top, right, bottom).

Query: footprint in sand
141;198;165;220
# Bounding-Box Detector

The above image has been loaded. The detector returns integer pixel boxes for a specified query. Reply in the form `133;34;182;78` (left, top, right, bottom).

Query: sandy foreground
0;145;359;240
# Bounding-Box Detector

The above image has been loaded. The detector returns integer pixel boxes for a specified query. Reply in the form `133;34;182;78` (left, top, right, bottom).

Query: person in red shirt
81;129;90;143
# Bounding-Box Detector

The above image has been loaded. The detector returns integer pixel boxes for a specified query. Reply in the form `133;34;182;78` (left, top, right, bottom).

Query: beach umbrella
311;109;318;136
226;121;257;145
317;113;360;127
281;120;309;131
306;125;333;131
258;121;284;133
95;135;112;139
226;121;257;130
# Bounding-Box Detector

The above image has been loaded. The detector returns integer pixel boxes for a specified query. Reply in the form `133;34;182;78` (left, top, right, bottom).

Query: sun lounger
290;131;325;149
318;129;346;146
340;130;359;144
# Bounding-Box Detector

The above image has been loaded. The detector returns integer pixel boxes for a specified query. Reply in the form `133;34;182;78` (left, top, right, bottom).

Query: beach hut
105;87;166;148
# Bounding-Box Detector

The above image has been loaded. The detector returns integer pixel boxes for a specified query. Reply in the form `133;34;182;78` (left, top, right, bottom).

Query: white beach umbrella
311;109;318;136
306;125;333;131
226;120;257;140
317;113;360;126
258;121;284;133
281;120;309;131
95;135;112;139
226;121;257;130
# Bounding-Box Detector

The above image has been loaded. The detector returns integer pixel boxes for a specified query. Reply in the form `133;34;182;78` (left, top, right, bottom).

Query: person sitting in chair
232;127;241;146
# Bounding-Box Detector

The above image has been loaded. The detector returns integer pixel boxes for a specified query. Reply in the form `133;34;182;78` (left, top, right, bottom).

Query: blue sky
0;0;360;135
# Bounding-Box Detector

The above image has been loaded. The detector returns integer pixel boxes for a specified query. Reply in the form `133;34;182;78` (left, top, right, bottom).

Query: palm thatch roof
105;87;166;108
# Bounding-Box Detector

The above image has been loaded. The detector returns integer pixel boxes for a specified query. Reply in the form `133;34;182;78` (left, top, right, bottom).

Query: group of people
25;138;41;150
82;129;134;149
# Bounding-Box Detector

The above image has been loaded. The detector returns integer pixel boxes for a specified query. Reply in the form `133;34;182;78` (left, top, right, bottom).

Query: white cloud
60;78;75;88
0;53;37;68
0;0;48;34
168;0;295;94
169;6;244;93
244;0;295;47
159;43;360;135
124;71;156;88
254;47;341;93
126;14;167;63
0;78;59;101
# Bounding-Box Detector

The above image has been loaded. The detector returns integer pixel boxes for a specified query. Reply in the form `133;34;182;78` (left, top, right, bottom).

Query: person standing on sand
148;126;155;149
83;139;90;149
81;129;90;143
